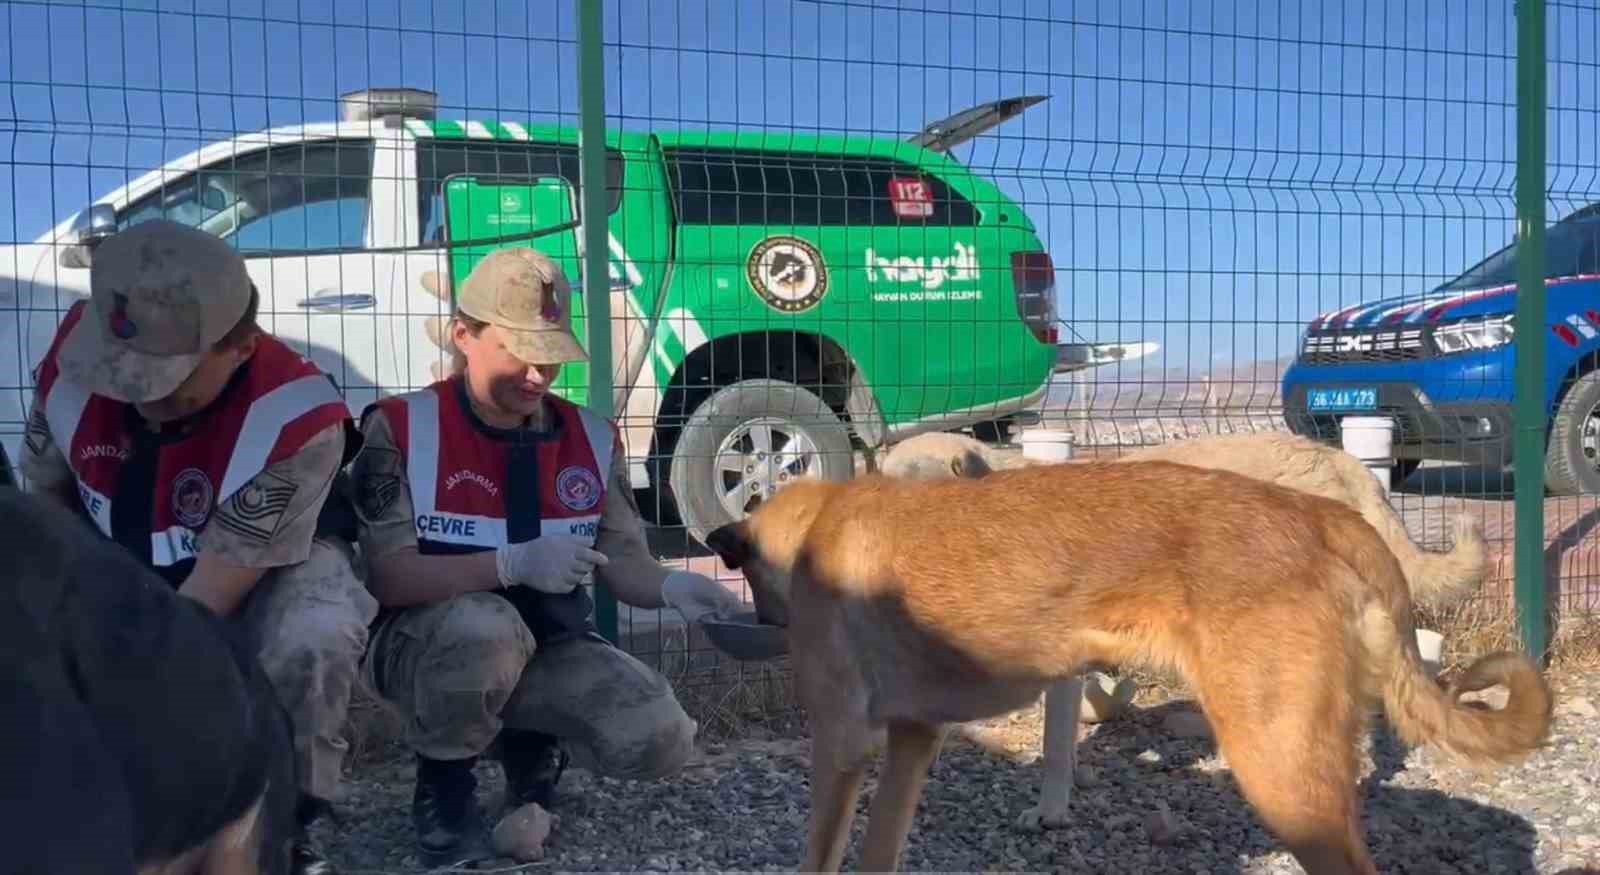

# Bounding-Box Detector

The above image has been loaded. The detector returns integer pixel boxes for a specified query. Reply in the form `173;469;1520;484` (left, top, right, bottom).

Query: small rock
491;802;555;863
1137;750;1163;764
1074;765;1099;787
1145;801;1184;845
1163;710;1212;739
1104;813;1137;831
1563;696;1597;719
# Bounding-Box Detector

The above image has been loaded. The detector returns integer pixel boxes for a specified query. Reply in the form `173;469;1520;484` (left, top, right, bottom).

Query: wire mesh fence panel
1;0;1594;735
1540;0;1600;645
971;0;1543;665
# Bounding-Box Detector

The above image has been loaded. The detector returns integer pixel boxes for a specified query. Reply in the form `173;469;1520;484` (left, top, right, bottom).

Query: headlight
1431;315;1514;354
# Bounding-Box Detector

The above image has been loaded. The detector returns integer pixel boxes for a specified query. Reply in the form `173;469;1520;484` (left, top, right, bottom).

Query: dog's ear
704;521;754;570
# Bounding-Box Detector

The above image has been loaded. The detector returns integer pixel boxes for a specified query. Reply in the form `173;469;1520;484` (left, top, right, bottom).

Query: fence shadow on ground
330;689;1551;873
931;700;1541;875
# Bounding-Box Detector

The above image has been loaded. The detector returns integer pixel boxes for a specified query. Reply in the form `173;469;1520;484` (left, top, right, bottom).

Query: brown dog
703;460;1552;874
879;429;1490;830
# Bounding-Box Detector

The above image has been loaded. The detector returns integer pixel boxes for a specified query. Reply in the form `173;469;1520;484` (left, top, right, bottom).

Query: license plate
1306;387;1378;412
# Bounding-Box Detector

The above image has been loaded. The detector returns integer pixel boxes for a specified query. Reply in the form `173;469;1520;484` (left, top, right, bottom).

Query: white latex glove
660;571;743;626
496;535;609;594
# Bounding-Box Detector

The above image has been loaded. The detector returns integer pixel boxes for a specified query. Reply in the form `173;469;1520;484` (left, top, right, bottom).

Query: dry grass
340;624;809;776
1419;599;1600;674
633;619;806;742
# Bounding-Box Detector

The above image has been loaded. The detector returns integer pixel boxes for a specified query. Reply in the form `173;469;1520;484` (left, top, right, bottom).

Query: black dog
0;486;299;874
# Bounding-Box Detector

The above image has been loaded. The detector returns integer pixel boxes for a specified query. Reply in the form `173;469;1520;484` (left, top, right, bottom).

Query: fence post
576;0;619;645
1513;0;1549;664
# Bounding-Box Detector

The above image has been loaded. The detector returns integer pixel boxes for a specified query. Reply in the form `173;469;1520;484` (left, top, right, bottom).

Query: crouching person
20;219;378;874
349;248;741;864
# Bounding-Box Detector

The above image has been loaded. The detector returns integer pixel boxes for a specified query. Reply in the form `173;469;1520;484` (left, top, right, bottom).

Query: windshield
1438;212;1600;292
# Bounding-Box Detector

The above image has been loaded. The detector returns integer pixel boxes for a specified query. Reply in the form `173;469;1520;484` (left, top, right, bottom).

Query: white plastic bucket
1339;415;1396;494
1415;628;1444;678
1018;428;1076;463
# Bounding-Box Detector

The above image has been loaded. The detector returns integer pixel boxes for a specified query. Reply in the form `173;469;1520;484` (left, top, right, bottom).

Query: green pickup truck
20;88;1064;541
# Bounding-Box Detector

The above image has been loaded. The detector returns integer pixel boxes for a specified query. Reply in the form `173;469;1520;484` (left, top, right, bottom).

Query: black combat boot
498;729;569;809
291;795;337;875
411;755;483;865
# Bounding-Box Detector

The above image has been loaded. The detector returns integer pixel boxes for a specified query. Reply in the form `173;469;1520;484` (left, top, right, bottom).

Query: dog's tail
1333;453;1487;611
1359;601;1553;765
1366;508;1488;612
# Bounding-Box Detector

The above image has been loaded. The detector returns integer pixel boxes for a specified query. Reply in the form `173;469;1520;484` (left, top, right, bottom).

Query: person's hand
660;571;743;626
496;535;609;594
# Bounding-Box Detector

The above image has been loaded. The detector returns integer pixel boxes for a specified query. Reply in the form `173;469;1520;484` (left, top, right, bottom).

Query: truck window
413;140;624;247
662;148;979;227
117;140;374;256
1439;209;1600;292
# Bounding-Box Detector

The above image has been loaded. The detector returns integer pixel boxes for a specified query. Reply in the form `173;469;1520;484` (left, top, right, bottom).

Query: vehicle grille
1299;328;1426;364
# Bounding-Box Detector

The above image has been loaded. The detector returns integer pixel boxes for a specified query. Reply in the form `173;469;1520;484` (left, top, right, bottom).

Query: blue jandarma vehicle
1282;202;1600;494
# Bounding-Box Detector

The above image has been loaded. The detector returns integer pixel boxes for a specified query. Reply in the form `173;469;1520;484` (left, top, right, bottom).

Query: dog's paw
1014;803;1073;832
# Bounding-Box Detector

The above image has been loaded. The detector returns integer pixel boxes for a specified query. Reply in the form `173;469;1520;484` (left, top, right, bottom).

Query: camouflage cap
57;219;253;404
455;247;588;366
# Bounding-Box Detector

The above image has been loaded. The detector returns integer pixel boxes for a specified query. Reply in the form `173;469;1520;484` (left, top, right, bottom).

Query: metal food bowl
700;610;789;662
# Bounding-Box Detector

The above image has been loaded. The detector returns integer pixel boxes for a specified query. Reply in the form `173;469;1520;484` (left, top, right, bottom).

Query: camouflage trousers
235;537;379;803
360;591;697;781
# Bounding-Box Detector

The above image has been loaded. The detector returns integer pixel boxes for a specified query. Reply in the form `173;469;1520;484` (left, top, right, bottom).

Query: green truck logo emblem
747;235;829;313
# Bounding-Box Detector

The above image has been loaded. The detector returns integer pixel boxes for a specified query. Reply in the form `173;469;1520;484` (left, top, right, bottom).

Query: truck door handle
296;292;375;312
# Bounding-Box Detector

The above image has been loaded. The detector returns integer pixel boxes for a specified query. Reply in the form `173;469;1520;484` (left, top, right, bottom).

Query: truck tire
1544;369;1600;495
668;378;855;545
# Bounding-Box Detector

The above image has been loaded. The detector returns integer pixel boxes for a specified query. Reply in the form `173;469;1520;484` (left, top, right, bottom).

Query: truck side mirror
57;204;118;269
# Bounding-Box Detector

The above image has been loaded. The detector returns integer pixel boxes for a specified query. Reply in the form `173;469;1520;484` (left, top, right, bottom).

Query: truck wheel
1544;369;1600;495
669;378;855;545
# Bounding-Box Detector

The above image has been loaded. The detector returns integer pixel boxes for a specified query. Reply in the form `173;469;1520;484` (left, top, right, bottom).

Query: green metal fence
2;0;1594;695
1515;0;1549;664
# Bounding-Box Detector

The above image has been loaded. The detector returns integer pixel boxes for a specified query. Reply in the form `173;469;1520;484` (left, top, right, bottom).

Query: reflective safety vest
368;375;618;645
34;301;356;587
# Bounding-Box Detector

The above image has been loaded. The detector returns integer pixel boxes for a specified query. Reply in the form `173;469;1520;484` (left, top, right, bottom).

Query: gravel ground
314;667;1600;874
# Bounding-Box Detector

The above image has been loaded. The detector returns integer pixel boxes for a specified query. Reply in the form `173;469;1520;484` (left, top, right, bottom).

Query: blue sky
3;0;1596;374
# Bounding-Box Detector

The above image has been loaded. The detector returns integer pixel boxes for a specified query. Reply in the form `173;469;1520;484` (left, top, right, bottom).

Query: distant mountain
1042;355;1294;412
1034;355;1296;447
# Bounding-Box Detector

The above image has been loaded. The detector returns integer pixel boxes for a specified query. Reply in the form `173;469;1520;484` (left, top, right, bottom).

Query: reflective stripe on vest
217;374;356;500
401;388;616;551
40;372;116;534
44;372;346;561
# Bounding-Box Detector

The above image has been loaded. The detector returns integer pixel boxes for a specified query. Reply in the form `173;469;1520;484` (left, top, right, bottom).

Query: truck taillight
1011;251;1058;344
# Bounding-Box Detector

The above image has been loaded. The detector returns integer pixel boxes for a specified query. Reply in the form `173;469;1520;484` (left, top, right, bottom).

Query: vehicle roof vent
339;88;439;124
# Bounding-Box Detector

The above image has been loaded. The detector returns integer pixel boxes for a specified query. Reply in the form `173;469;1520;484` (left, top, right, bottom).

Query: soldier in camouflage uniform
20;219;372;875
349;248;743;864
